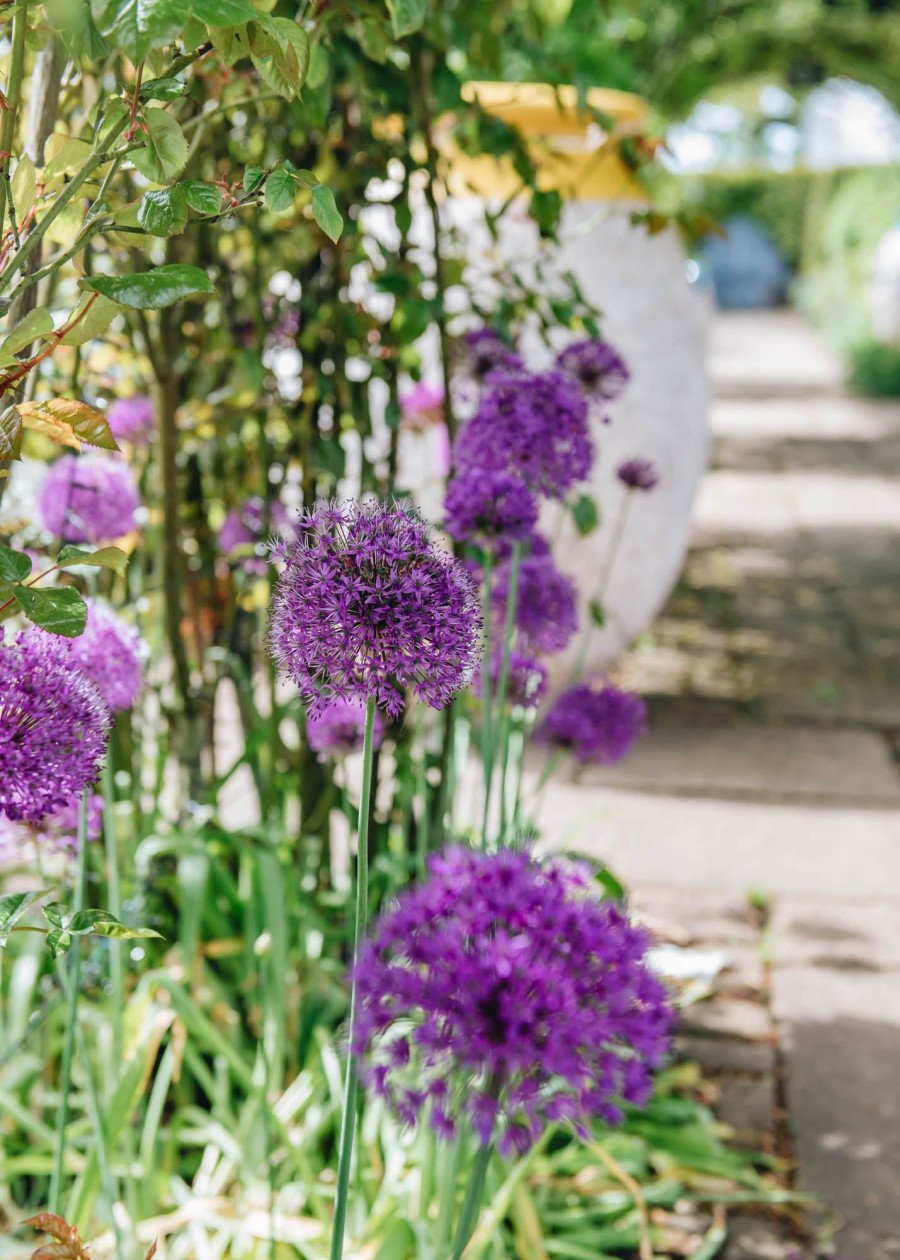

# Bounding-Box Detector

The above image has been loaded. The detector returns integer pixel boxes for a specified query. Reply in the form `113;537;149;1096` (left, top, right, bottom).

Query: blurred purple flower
0;793;103;864
354;844;673;1151
219;497;292;574
400;382;444;425
444;470;538;548
39;455;140;544
68;601;145;713
617;458;659;492
307;697;385;760
555;338;629;403
107;394;154;445
540;683;646;765
454;369;592;500
0;628;110;824
268;499;482;718
473;650;547;711
494;553;578;655
463;328;523;379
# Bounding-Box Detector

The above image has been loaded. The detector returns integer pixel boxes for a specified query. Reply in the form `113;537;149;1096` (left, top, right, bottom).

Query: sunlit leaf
130;110;189;183
81;265;216;310
0;891;46;946
311;184;343;242
57;545;129;576
16;399;119;450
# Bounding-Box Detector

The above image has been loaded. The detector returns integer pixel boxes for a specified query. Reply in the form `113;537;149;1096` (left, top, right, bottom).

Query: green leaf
0;541;32;584
571;494;599;536
93;0;186;64
193;0;257;21
130;110;189;183
264;165;296;213
311;184;343;242
386;0;426;38
249;17;309;98
0;407;23;461
139;76;187;101
0;307;54;363
243;165;265;194
589;599;605;627
58;294;119;348
596;866;626;901
42;902;65;929
16;398;119;451
67;909;162;941
14;585;88;637
0;891;47;947
137;186;188;236
58;545;129;576
180;181;223;215
81;265;216;311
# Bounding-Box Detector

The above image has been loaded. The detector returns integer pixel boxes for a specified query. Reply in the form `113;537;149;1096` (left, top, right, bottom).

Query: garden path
543;310;900;1259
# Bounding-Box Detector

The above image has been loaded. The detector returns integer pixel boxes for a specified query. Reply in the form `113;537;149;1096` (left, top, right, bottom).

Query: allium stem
450;1138;493;1260
483;543;522;848
479;551;494;847
49;790;88;1215
103;759;125;1067
329;696;377;1260
569;490;631;684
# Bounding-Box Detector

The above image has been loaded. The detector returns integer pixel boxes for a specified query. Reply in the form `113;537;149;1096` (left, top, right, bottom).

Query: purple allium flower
474;650;548;711
617;458;659;492
400;382;444;427
444;470;538;548
39;455;141;544
494;553;578;655
540;683;646;765
0;629;111;824
307;697;385;760
220;497;293;574
454;370;592;500
555;338;629;403
268;499;482;718
353;845;673;1152
462;328;523;379
107;394;154;445
67;601;145;713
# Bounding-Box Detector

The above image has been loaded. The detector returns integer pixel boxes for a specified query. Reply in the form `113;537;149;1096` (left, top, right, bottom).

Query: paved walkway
547;311;900;1258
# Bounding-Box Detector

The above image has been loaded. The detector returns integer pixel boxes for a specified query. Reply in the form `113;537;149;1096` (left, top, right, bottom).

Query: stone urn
441;82;710;678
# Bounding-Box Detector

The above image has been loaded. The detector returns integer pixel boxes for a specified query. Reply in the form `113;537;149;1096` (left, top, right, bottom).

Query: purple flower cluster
353;845;673;1152
307;697;385;760
463;328;523;379
444;470;538;548
68;601;146;713
540;683;646;765
617;458;660;492
220;496;293;573
474;650;548;711
107;394;154;445
494;553;578;655
39;455;141;544
0;629;110;824
555;338;630;403
268;500;482;717
454;369;592;500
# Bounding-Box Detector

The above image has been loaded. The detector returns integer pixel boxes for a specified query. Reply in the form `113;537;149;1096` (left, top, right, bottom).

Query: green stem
74;1022;126;1260
483;543;521;849
48;791;88;1215
329;697;377;1260
450;1139;493;1260
102;759;124;1068
0;0;30;241
569;491;631;684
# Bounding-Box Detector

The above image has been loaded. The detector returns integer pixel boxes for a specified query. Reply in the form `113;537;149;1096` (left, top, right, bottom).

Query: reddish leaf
23;1215;90;1260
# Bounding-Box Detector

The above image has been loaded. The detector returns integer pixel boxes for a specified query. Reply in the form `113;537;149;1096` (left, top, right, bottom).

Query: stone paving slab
575;726;900;806
708;311;845;395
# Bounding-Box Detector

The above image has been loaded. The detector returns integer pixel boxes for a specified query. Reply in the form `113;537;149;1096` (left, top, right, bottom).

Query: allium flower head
107;394;154;445
495;553;578;655
0;629;111;824
400;382;444;428
268;499;482;717
68;601;146;713
463;328;523;379
220;497;292;573
307;697;385;760
454;369;592;500
39;454;140;544
474;650;547;711
354;845;673;1152
555;338;629;403
444;470;538;548
541;683;646;765
617;458;659;492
